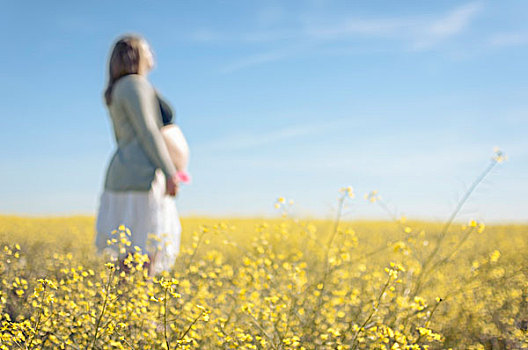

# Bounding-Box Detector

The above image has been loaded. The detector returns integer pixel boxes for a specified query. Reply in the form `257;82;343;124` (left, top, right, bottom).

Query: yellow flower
490;250;501;263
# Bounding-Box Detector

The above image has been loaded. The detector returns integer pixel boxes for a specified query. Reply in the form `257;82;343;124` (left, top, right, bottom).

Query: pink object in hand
176;171;191;184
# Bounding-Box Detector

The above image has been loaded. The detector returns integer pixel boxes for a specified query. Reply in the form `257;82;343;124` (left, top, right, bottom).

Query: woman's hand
166;174;180;196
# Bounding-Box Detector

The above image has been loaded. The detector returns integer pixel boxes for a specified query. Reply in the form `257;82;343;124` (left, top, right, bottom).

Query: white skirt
95;170;181;274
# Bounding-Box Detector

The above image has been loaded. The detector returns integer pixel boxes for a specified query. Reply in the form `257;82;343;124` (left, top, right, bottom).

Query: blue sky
0;1;527;222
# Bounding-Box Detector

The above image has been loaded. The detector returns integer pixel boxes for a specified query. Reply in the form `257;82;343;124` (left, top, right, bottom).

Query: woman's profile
95;34;184;275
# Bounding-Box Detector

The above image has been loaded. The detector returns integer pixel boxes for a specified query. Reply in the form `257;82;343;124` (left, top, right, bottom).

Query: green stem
185;231;206;271
164;288;171;350
427;226;476;274
413;159;498;296
176;312;203;348
90;268;114;349
27;287;46;349
351;275;391;349
307;194;346;333
415;298;442;344
246;312;277;350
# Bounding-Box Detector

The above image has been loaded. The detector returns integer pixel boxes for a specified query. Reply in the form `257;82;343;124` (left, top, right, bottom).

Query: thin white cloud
414;2;482;49
429;2;482;38
191;2;483;45
220;44;311;73
221;50;292;73
488;32;528;47
190;28;300;44
199;119;348;151
211;2;484;72
304;18;415;39
302;2;482;49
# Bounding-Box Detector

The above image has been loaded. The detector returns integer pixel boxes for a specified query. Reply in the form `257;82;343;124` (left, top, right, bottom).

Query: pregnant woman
95;35;183;275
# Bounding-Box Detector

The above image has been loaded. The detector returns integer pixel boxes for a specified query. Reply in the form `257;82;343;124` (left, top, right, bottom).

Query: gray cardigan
104;74;177;191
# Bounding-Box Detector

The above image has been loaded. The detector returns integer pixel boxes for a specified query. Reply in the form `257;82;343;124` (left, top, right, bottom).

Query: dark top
158;95;175;126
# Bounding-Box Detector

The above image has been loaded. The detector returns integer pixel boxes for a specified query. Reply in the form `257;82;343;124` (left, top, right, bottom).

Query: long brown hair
104;35;149;105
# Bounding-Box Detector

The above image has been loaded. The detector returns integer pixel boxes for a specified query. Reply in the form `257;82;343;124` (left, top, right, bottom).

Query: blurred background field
1;213;527;349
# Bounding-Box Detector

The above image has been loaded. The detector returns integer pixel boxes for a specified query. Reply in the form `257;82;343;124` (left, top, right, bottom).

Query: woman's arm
120;76;178;181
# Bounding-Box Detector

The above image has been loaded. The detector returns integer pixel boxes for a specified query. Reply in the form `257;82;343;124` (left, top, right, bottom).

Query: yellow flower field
0;205;527;349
